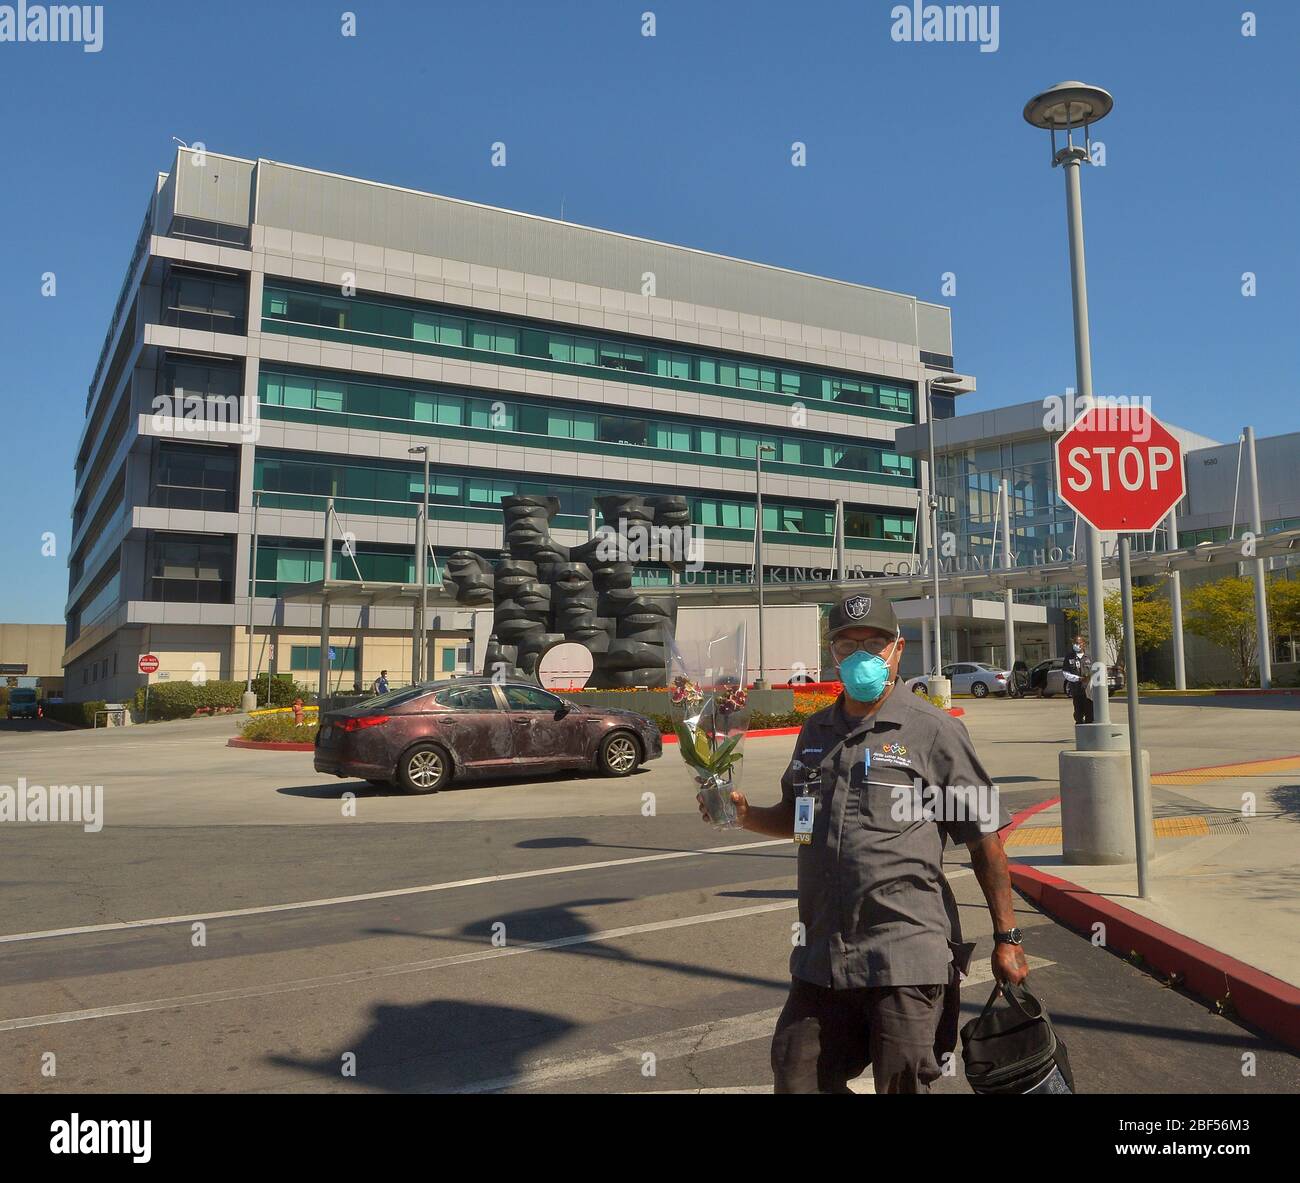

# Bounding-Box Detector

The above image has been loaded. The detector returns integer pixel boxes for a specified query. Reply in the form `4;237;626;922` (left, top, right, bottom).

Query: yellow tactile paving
1005;815;1211;848
1151;754;1300;786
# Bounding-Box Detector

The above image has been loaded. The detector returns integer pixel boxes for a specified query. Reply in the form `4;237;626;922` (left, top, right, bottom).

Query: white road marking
0;899;802;1032
0;838;792;945
450;952;1055;1094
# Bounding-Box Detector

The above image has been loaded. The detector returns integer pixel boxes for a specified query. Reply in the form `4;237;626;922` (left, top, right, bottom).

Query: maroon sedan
314;678;663;794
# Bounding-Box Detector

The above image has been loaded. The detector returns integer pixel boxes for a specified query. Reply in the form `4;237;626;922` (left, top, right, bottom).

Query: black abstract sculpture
443;492;690;687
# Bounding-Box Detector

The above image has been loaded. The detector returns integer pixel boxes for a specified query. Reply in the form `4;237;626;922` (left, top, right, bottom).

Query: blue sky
1;0;1296;623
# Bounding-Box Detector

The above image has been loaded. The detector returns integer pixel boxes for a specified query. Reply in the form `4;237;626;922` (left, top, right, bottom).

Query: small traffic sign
138;654;160;675
1055;405;1185;532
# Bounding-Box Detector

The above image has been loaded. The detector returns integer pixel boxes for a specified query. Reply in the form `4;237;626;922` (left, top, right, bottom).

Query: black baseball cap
828;590;899;638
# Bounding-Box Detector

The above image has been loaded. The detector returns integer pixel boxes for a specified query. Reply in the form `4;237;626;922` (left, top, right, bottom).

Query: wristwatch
993;928;1024;946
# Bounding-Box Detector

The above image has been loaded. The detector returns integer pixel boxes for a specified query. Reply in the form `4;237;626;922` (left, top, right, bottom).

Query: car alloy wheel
972;682;989;698
600;732;640;777
912;683;928;696
399;745;449;794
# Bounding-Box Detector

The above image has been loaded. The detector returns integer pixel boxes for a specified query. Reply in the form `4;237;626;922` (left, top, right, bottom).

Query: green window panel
262;283;919;420
290;645;356;672
441;648;456;673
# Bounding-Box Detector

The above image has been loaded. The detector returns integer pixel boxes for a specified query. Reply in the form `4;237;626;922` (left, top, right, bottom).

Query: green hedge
44;700;108;727
647;710;809;735
133;675;307;720
240;713;320;743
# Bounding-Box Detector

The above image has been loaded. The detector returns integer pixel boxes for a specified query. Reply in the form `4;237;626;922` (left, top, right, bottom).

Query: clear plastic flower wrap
664;622;750;828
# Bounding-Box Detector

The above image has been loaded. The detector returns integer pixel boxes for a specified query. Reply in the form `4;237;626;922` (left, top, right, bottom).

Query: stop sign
1055;406;1185;531
138;653;160;675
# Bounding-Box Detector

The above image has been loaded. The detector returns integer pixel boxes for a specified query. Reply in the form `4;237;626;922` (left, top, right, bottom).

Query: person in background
1062;635;1093;725
372;669;389;696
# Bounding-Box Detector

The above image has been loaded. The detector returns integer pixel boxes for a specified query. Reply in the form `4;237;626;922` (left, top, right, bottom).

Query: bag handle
970;979;1043;1036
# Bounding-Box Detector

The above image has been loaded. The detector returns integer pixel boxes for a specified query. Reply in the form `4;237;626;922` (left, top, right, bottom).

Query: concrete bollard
240;690;258;713
928;675;952;711
1059;722;1155;864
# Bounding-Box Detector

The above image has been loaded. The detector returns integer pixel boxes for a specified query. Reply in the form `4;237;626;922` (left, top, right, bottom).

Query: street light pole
241;492;260;711
1244;425;1272;689
1025;80;1115;730
926;377;943;672
409;445;431;685
754;442;775;689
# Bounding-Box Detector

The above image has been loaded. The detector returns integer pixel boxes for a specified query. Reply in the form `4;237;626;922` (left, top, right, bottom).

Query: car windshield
11;690;36;702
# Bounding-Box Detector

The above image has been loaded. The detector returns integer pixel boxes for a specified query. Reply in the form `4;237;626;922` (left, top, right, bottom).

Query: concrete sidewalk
1004;752;1300;1049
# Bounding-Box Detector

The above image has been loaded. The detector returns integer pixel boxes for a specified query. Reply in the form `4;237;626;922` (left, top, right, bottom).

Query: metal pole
244;492;260;701
319;496;334;704
927;378;943;671
1244;426;1272;689
754;447;767;689
834;498;846;581
1119;537;1151;898
1000;478;1015;670
1062;149;1110;726
412;506;425;684
917;488;933;673
588;507;597;541
422;450;431;682
1167;503;1187;690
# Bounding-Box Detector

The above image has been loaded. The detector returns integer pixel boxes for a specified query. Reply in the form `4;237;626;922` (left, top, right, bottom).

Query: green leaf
673;719;708;769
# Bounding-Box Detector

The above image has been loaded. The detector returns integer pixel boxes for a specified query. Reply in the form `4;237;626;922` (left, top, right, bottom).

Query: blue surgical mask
839;649;892;703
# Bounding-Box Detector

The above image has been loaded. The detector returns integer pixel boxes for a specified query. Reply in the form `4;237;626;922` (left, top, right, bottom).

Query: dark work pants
1071;685;1094;725
771;978;945;1094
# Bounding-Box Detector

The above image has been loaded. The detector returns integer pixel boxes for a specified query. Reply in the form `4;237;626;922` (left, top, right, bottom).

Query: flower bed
239;713;320;743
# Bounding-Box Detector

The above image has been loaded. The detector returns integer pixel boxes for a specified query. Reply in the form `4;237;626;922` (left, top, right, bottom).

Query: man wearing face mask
699;591;1028;1093
1062;634;1094;724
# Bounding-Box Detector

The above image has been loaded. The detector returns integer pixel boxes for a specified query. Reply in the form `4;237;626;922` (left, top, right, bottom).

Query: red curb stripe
227;738;315;752
1006;794;1060;832
1004;801;1300;1051
1009;864;1300;1052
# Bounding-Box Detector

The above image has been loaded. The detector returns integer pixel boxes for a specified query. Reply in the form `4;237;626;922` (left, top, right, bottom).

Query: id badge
793;795;815;845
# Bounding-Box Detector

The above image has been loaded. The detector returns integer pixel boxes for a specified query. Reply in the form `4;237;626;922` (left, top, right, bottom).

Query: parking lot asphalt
0;696;1296;1093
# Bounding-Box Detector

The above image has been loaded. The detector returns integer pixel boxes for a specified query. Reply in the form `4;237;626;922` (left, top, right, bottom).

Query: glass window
434;684;497;709
314;381;344;412
503;685;564;711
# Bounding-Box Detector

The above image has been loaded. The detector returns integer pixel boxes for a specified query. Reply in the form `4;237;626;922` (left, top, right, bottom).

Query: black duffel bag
960;981;1075;1094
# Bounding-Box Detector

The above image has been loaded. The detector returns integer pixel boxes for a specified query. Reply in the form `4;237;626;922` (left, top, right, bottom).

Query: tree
1182;576;1258;685
1183;572;1300;685
1068;582;1173;672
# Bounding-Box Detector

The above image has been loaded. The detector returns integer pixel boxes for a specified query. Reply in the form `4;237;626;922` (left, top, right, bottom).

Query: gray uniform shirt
780;687;1010;989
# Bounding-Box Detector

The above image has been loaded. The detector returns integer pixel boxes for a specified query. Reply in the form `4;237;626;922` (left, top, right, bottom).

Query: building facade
895;403;1298;682
64;149;959;701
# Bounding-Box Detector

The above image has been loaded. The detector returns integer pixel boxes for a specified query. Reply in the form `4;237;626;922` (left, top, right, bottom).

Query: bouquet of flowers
665;623;751;828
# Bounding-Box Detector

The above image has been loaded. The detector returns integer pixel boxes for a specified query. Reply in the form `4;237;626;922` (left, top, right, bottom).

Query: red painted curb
1003;794;1300;1051
227;738;315;751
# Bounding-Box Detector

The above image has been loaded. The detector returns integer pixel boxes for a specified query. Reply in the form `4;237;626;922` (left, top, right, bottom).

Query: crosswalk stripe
451;953;1055;1094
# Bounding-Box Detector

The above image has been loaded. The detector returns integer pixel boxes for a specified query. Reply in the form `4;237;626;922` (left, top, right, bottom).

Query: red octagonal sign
1055;405;1185;532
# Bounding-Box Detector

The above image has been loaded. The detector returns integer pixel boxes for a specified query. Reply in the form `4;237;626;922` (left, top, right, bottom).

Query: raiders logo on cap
844;594;872;620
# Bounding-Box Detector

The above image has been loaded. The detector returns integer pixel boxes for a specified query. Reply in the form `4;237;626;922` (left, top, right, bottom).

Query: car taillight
339;715;390;732
996;673;1006;681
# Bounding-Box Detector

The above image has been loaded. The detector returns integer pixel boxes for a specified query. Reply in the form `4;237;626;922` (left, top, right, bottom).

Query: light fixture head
1023;81;1114;131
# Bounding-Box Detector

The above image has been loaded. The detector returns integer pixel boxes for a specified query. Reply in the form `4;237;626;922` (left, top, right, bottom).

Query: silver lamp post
754;442;776;689
409;445;430;684
1024;80;1115;730
240;492;261;712
923;371;972;703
